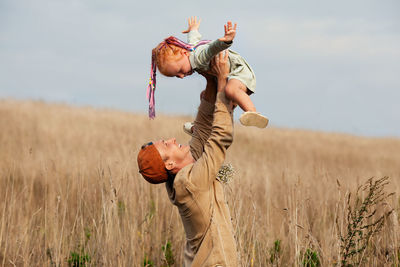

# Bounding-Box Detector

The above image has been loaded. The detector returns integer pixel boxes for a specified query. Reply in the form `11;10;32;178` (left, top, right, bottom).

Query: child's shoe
183;122;194;136
239;112;269;128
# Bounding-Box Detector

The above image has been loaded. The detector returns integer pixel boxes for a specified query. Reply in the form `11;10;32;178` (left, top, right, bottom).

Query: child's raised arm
183;16;202;45
182;16;202;34
189;20;235;71
218;21;237;43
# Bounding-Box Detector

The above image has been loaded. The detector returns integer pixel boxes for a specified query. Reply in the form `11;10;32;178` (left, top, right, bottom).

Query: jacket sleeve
189;98;215;161
188;92;233;189
187;29;202;45
192;40;232;70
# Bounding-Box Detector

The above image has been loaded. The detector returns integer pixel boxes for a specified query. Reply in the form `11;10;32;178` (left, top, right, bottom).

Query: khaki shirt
166;92;238;266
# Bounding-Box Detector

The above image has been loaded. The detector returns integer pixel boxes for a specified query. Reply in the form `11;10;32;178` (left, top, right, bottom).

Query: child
147;17;269;129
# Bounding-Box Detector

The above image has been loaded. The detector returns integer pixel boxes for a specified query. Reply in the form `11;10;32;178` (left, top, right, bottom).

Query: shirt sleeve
187;30;202;45
191;40;232;71
188;92;233;189
189;98;215;161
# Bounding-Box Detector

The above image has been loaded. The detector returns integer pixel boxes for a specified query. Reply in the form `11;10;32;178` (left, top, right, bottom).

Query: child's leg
225;79;269;128
224;79;256;112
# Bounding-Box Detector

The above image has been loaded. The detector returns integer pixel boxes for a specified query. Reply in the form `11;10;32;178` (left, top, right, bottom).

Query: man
137;51;238;266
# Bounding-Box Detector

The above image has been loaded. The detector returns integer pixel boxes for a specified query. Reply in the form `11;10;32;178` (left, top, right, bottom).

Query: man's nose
167;138;176;144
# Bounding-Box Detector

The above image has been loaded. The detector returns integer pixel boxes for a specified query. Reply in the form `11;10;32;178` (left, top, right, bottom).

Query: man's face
153;138;191;170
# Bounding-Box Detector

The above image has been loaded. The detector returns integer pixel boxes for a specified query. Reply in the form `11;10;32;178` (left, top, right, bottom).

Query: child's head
147;36;197;119
152;37;193;79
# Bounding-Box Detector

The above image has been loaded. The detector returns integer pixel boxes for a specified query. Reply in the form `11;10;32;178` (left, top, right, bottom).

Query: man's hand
209;50;230;79
182;16;202;34
209;51;230;92
218;21;237;43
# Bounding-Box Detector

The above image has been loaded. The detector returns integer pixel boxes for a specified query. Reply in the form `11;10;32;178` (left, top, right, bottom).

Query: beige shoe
239;112;269;128
183;122;194;136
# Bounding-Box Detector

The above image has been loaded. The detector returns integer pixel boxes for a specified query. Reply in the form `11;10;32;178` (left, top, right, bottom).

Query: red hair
152;42;185;76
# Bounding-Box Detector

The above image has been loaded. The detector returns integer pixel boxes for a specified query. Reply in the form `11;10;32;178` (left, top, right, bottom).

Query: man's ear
165;160;176;171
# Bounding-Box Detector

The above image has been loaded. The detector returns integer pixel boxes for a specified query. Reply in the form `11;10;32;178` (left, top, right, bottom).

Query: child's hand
182;16;202;34
219;21;237;43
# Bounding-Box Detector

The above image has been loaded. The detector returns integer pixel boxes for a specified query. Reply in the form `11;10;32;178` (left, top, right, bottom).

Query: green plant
67;249;91;267
162;241;175;266
67;227;92;266
337;177;394;266
269;239;281;264
301;248;320;267
143;254;154;267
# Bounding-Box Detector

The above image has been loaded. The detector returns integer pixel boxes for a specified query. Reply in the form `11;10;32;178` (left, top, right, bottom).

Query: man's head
137;138;194;184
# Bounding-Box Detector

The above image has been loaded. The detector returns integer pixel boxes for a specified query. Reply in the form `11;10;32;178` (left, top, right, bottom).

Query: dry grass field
0;99;399;266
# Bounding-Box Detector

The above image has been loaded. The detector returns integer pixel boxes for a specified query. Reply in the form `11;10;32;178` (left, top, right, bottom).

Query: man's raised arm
189;73;217;160
189;51;233;188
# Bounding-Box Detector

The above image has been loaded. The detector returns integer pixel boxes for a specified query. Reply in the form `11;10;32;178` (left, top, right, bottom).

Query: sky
1;0;399;137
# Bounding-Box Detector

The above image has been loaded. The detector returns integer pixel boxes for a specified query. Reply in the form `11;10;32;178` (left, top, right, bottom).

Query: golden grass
0;99;399;266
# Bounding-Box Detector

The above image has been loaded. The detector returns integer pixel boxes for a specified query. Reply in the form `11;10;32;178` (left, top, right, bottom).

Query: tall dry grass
0;99;399;266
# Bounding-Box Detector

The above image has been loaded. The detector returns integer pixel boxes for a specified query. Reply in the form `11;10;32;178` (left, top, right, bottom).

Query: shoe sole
239;112;269;128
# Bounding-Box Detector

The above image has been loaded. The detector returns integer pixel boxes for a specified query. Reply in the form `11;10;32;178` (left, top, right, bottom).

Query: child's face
164;54;193;79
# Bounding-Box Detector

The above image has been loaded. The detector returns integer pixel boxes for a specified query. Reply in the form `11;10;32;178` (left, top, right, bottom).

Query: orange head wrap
137;142;168;184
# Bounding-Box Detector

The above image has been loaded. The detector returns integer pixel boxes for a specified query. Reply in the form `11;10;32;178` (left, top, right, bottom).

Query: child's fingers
188;16;201;26
233;23;237;31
